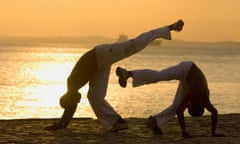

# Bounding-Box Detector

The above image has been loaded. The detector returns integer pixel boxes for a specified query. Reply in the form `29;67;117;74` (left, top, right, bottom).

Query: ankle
124;71;133;82
168;24;174;31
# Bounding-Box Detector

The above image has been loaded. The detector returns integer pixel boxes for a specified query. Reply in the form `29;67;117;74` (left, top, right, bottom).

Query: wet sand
0;114;239;144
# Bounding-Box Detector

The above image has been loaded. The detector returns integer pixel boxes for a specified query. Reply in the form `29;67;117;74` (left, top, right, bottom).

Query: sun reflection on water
10;50;92;118
2;46;240;119
23;62;90;106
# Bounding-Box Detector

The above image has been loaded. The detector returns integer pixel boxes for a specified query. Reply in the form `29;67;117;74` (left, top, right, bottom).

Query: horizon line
0;36;240;43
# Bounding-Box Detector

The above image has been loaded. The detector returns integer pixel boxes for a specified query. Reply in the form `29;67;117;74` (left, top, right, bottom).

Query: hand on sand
182;131;194;139
45;121;66;131
212;133;226;137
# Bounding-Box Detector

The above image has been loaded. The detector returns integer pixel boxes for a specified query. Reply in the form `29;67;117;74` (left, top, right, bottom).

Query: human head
187;101;204;117
187;91;205;117
60;92;81;109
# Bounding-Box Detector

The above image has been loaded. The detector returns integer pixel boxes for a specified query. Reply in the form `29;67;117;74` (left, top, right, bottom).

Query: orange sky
0;0;239;42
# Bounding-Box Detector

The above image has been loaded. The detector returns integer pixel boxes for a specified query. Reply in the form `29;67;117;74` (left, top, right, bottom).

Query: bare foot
168;20;184;32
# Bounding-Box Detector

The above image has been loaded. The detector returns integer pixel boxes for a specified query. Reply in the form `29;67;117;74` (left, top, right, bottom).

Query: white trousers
87;26;171;129
131;61;193;127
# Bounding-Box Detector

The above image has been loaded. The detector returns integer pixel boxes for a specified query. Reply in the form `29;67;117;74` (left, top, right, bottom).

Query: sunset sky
0;0;239;42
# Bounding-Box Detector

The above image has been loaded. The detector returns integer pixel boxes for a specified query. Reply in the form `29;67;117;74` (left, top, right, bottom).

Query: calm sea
0;40;239;119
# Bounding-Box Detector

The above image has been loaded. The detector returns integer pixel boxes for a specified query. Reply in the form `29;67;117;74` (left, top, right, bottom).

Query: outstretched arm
60;101;78;127
205;99;225;137
176;93;194;138
45;97;79;131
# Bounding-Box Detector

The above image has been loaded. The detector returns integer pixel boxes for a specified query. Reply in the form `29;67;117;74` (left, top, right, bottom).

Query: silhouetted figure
45;20;184;132
116;61;225;138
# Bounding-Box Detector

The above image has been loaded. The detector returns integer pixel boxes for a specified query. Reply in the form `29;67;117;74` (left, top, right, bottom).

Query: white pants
131;61;193;127
87;26;171;129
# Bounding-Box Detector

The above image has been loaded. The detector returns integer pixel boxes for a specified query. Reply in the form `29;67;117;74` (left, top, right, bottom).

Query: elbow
176;108;184;116
214;109;218;115
211;108;218;117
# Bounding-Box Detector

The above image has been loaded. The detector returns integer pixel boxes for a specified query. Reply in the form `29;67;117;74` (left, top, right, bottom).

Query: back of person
186;63;208;94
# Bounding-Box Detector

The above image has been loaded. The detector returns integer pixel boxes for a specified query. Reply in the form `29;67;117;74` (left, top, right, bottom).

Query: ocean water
0;40;239;119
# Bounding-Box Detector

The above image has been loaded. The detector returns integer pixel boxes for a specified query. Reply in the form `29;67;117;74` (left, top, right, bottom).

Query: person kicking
116;61;225;138
44;20;185;132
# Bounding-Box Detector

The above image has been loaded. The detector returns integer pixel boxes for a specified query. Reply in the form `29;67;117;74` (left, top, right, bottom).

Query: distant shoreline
0;36;240;48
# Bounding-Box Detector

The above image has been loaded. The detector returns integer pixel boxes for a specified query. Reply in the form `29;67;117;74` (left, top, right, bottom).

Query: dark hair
187;101;204;117
60;92;81;109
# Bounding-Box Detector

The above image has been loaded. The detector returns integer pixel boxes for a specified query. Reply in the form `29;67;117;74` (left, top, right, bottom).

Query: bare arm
176;93;194;138
59;101;78;127
205;99;225;137
45;97;78;131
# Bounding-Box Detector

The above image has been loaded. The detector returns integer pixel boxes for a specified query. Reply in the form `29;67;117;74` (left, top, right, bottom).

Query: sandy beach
0;114;239;144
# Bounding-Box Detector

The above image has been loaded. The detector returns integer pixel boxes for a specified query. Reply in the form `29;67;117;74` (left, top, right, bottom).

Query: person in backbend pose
116;61;225;138
44;20;184;132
